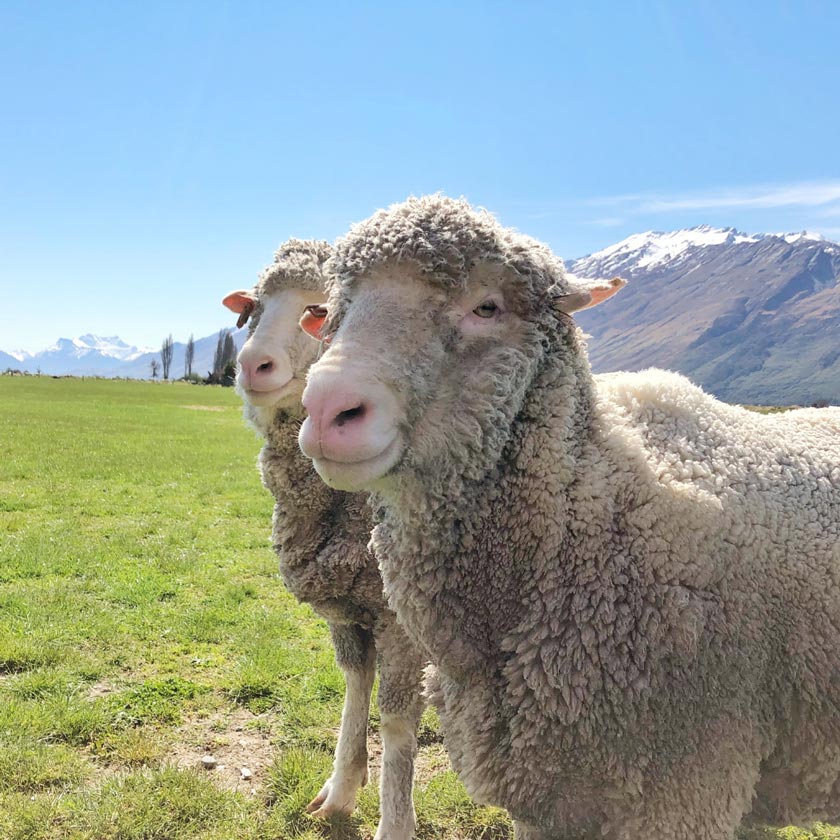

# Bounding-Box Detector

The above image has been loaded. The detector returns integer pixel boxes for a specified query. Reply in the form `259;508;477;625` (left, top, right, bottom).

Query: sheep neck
369;332;607;675
260;408;348;569
260;408;382;630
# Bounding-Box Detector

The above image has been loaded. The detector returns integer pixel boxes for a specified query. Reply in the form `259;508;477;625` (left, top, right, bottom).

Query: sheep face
226;286;327;432
299;259;551;493
223;239;332;433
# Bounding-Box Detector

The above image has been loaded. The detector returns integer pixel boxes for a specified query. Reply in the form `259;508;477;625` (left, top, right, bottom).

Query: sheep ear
299;304;328;340
223;290;257;328
222;290;256;313
551;276;626;315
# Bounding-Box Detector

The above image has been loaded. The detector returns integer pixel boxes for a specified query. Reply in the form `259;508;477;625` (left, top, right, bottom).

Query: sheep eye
473;301;499;319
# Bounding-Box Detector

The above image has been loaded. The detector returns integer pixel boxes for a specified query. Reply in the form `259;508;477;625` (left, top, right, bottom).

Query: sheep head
298;195;626;493
222;239;332;431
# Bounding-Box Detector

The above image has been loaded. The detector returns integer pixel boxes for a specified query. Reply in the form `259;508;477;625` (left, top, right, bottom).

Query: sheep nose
238;352;278;392
300;385;378;463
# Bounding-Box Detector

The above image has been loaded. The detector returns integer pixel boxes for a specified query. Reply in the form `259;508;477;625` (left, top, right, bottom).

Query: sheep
297;195;840;839
222;238;425;840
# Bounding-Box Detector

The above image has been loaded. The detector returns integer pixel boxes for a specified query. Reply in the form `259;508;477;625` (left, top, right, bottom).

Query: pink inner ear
222;290;256;314
299;306;328;340
587;277;626;308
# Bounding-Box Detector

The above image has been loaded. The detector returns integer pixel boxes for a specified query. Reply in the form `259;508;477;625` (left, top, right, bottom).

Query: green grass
0;377;509;839
743;404;795;414
0;376;832;839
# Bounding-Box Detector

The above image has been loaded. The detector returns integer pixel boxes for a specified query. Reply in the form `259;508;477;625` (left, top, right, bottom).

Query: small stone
240;767;253;780
201;755;217;770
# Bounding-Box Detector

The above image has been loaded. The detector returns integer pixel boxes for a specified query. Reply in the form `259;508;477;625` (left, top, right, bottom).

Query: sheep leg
308;623;376;818
374;616;425;840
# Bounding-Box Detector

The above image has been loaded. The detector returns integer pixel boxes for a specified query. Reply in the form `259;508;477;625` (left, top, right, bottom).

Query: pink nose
238;354;277;392
300;387;381;463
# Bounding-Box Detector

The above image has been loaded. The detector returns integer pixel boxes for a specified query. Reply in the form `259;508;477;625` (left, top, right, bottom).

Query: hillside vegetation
0;378;833;839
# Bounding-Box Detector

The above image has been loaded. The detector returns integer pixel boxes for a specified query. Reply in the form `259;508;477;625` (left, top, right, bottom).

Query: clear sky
2;1;839;352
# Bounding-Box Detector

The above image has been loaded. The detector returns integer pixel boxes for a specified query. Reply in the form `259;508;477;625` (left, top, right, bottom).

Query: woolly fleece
243;240;424;836
258;238;333;296
318;195;840;839
237;238;333;341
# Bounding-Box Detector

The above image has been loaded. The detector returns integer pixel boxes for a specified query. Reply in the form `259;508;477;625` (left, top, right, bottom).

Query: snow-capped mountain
2;329;246;378
6;335;154;376
571;226;840;405
571;225;834;276
4;225;838;404
31;335;153;369
55;334;153;361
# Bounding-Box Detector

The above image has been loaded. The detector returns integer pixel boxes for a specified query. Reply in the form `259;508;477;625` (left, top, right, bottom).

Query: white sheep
297;196;840;839
223;239;425;840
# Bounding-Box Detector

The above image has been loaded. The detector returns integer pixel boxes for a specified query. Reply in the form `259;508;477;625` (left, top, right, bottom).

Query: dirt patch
86;679;115;700
169;707;277;794
167;713;451;795
181;405;227;412
414;743;451;785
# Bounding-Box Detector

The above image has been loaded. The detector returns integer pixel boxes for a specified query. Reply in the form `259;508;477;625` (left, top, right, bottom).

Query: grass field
0;376;836;840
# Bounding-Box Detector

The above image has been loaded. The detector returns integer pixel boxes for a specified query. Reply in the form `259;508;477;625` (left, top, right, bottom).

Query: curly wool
325;197;840;839
241;237;425;837
326;194;562;331
258;238;332;296
246;236;424;710
258;415;424;833
238;239;333;339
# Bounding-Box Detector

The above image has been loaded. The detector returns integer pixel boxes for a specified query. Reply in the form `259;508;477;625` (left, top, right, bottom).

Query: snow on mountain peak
779;231;825;244
71;334;153;360
577;225;758;272
1;328;244;377
572;225;839;276
31;335;154;363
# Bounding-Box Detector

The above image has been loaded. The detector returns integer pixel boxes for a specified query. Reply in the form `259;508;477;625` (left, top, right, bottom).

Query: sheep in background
223;238;424;840
298;195;840;839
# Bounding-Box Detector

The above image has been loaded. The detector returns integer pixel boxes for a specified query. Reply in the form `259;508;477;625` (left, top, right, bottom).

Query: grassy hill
0;377;834;839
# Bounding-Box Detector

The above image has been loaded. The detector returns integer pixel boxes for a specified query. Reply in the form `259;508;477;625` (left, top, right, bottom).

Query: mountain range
570;225;840;405
3;330;246;380
3;226;839;404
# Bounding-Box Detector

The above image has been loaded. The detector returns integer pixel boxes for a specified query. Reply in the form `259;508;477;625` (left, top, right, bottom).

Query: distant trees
147;329;240;386
210;329;237;385
161;334;174;380
184;334;195;379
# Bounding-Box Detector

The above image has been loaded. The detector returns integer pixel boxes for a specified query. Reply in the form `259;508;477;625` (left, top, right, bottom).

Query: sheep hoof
306;775;360;818
374;820;416;840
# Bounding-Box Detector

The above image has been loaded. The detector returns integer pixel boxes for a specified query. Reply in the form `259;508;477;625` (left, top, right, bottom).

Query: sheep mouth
242;378;303;408
310;434;404;492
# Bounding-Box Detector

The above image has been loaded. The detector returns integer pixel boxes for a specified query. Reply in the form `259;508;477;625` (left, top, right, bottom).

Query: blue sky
2;1;839;352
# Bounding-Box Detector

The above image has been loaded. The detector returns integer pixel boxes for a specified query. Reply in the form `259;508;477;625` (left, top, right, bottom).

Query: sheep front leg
307;623;376;818
374;617;425;840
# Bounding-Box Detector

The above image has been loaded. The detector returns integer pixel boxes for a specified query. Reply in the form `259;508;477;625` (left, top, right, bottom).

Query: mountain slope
0;350;23;370
572;226;840;405
4;226;838;404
